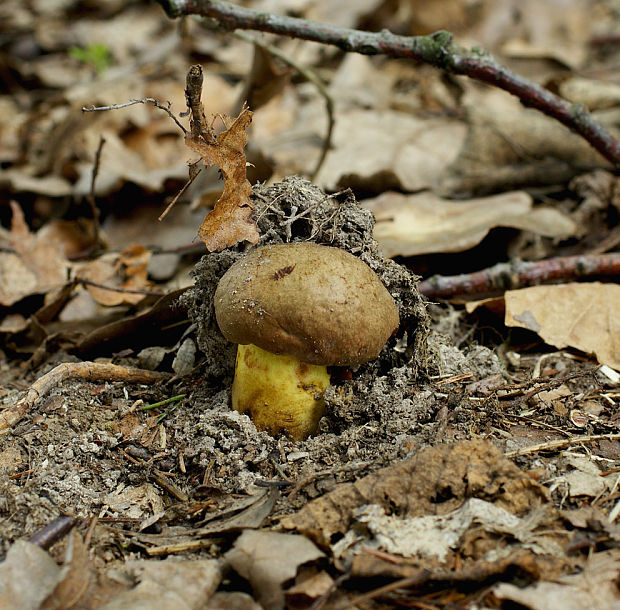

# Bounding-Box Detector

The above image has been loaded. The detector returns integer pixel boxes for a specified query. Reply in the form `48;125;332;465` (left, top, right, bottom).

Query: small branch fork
83;98;187;134
157;0;620;167
0;362;169;433
419;252;620;299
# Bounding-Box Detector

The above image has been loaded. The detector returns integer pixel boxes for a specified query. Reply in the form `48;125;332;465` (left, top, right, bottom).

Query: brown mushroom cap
214;243;399;366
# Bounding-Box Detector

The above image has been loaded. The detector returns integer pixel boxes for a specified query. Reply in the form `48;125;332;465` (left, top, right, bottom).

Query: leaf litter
0;1;620;608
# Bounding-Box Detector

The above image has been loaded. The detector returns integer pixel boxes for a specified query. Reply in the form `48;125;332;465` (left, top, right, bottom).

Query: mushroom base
232;343;330;441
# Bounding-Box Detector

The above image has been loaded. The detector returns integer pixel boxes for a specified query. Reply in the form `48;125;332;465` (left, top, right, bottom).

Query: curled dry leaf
75;244;152;306
281;440;548;547
505;283;620;370
0;202;69;306
364;190;576;257
185;108;259;252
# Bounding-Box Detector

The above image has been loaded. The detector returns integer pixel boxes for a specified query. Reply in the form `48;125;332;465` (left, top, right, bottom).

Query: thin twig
233;30;334;179
0;362;169;432
86;136;105;247
185;65;212;139
418;253;620;299
334;573;432;609
27;516;76;550
82;98;187;134
158;164;202;221
505;432;620;458
156;0;620;166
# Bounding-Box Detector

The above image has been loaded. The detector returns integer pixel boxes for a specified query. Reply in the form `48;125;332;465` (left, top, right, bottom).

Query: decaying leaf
102;558;221;609
364;190;576;257
493;548;620;610
75;244;152;306
348;499;564;563
505;283;620;370
0;202;70;306
185;107;259;252
225;530;324;610
281;440;548;547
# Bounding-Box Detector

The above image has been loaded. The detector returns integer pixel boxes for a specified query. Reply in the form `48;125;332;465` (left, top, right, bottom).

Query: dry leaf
0;540;61;609
438;88;613;197
41;531;93;610
314;109;466;193
0;202;69;306
493;549;620;610
75;244;152;306
225;530;324;610
364;190;576;257
102;558;221;610
505;283;620;370
281;440;548;547
185;108;259;252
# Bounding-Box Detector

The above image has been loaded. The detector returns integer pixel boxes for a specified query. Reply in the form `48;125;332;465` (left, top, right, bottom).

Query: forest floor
0;1;619;608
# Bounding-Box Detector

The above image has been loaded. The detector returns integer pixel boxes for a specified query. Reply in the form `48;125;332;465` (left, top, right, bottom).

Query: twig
0;362;169;432
334;573;432;609
287;461;374;501
418;253;620;299
233;30;334;180
27;516;76;550
150;469;189;502
86;136;105;247
82;98;187;135
185;65;212;139
156;0;620;166
158;164;201;221
505;432;620;458
78;277;165;297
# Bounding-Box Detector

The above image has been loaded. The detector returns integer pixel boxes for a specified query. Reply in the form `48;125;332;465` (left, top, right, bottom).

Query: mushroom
214;242;399;440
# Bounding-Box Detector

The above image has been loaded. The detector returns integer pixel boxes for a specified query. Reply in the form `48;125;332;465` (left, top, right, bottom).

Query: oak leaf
185;108;259;252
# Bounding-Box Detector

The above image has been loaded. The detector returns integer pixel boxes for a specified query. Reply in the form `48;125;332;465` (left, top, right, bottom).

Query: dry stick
82;98;187;135
505;432;620;458
157;0;620;166
86;135;105;247
0;362;169;433
185;64;212;139
233;30;334;180
27;516;76;550
159;164;202;221
418;253;620;299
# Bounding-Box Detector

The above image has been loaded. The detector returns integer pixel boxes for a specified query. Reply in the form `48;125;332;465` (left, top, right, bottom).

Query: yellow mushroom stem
232;343;331;441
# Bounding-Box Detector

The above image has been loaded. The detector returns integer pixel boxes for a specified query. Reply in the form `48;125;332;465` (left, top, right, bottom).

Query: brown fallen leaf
185;105;259;252
0;202;70;306
225;530;324;610
364;190;576;257
281;440;548;547
493;548;620;610
75;244;153;306
504;283;620;370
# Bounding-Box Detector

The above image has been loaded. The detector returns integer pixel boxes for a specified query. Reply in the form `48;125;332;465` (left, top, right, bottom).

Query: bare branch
418;253;620;299
156;0;620;167
83;97;187;134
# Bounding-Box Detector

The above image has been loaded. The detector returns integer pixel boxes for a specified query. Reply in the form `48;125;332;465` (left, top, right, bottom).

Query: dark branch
418;253;620;299
156;0;620;167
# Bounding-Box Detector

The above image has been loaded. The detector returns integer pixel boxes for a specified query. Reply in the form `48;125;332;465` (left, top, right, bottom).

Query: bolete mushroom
214;242;399;440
